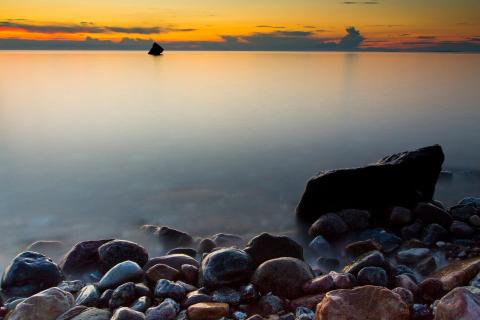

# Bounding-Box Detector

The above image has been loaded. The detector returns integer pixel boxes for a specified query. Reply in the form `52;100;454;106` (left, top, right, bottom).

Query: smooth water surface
0;51;479;265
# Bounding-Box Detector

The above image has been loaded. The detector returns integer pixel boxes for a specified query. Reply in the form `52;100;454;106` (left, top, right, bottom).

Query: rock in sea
148;42;164;56
296;145;444;223
1;251;63;297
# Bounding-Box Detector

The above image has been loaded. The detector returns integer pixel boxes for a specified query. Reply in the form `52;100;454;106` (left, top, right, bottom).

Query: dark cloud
338;27;364;49
0;37;153;50
0;21;165;34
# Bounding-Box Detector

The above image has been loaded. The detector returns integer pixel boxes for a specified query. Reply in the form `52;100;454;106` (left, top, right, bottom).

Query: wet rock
302;274;334;294
98;260;143;290
212;287;241;304
392;287;414;306
198;239;216;254
390;207;412;226
400;220;424;240
70;308;111;320
97;289;113;308
290;294;325;311
244;233;303;266
296;307;315;320
109;282;137;309
422;224;448;245
450;205;478;222
419;278;445;301
297;145;444;223
56;306;88;320
75;284;99;307
308;213;348;240
98;240;148;269
156;226;194;249
410;304;432;320
258;292;283;315
145;298;179;320
134;283;150;297
314;285;410;320
167;248;197;258
148;42;164;56
200;248;254;288
144;254;199;271
111;307;145;320
435;286;480;320
252;257;313;299
316;257;339;271
240;283;258;303
344;240;381;259
450;220;475;238
234;311;249;320
416;255;437;276
338;209;370;230
130;296;151;313
146;263;180;282
357;266;388;287
394;274;420;294
342;250;385;275
330;272;356;289
396;248;431;264
187;302;229;320
181;264;198;285
3;298;25;311
59;239;112;274
308;236;332;254
184;290;212;307
432;256;480;291
211;233;244;247
1;251;63;297
154;279;187;300
58;280;85;293
415;202;452;228
359;229;402;253
6;287;74;320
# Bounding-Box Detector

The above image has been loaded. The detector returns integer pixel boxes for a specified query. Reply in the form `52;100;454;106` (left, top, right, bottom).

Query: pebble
98;240;149;269
111;307;146;320
98;260;144;290
154;279;187;301
308;213;348;240
357;266;388;286
75;284;99;307
109;282;137;309
244;233;304;266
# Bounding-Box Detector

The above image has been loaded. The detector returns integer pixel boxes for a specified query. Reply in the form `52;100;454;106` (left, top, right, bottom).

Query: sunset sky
1;0;479;51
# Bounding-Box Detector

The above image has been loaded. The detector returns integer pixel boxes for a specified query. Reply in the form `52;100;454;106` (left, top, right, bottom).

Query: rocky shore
1;145;480;319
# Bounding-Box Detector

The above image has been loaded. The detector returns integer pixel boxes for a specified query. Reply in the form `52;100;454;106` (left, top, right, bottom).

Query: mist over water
0;51;479;267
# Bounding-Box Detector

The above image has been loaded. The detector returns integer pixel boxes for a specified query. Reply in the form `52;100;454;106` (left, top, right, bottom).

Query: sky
1;0;479;51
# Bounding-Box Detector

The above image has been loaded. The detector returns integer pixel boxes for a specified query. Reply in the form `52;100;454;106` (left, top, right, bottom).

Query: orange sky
1;0;479;50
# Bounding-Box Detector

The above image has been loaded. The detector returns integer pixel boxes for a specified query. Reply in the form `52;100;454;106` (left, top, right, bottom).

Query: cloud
0;21;196;35
417;36;436;40
338;26;364;49
256;25;285;29
342;1;379;4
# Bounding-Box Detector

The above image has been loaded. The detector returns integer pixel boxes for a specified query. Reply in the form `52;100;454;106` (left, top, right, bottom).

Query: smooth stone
234;311;249;320
342;250;385;275
450;220;475;238
187;302;229;320
58;280;85;293
390;207;412;226
394;274;420;295
70;308;111;320
432;257;480;291
111;307;145;320
396;248;431;264
422;224;448;245
329;272;356;289
57;306;89;320
1;251;63;297
59;239;113;274
392;287;414;306
435;287;480;320
258;292;283;315
146;263;181;282
98;260;143;290
98;240;148;270
415;202;453;228
181;264;199;285
130;296;151;313
290;294;326;311
296;145;444;223
316;257;339;271
344;240;381;259
155;226;194;249
469;215;480;227
359;229;402;253
154;279;187;300
416;255;437;276
198;239;216;254
308;236;333;254
200;248;254;288
411;304;432;320
97;289;113;308
109;282;137;309
3;298;25;311
134;283;151;297
211;233;244;247
145;298;179;320
419;278;445;301
357;267;388;287
75;284;99;307
314;285;410;320
6;287;74;320
337;209;370;230
184;291;213;308
308;213;348;240
143;254;199;271
240;283;258;303
252;257;314;299
26;240;65;261
302;274;334;294
450;205;477;222
212;287;241;304
244;233;304;266
400;220;424;240
167;248;197;258
296;307;315;320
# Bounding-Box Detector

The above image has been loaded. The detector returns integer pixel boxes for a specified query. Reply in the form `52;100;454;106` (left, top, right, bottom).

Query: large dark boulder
1;251;64;297
148;42;164;56
59;239;113;275
296;145;444;224
244;233;304;267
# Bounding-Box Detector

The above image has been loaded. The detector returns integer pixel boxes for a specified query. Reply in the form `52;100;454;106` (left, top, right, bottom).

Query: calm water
0;51;480;265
